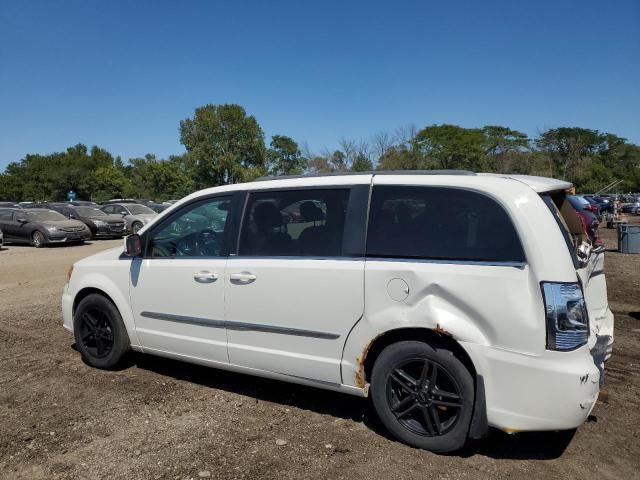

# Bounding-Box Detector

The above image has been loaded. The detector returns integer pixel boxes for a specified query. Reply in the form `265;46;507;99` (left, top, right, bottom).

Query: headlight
46;226;59;233
542;282;589;351
93;220;107;227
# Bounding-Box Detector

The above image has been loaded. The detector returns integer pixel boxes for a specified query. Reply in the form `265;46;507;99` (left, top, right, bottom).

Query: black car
45;204;126;238
0;208;91;247
583;195;613;214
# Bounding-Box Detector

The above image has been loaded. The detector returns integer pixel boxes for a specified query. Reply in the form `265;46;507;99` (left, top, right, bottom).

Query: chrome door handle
230;272;257;284
193;271;219;283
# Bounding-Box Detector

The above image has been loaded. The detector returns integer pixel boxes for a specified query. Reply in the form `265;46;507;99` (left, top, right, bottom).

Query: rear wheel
371;341;474;453
32;231;45;248
73;293;130;369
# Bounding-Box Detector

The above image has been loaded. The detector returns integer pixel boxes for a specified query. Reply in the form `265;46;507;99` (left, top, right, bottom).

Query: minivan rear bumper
461;342;600;432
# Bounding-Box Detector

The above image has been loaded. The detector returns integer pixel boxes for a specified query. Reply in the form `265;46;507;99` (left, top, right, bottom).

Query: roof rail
255;170;476;182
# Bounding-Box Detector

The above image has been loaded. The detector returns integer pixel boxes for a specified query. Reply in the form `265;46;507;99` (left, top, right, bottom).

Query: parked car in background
0;208;90;247
100;202;158;233
0;226;3;249
573;195;601;220
68;200;98;206
620;201;640;214
583;195;612;214
45;204;126;238
568;196;602;245
102;198;143;205
64;171;613;453
148;202;170;213
0;202;21;208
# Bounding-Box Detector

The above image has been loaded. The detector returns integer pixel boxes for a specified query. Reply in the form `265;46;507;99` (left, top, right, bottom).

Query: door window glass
0;210;13;221
147;196;232;258
239;189;350;257
367;186;525;262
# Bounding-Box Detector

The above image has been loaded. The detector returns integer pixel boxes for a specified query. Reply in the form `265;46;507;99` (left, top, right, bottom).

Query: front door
225;187;366;384
129;194;236;364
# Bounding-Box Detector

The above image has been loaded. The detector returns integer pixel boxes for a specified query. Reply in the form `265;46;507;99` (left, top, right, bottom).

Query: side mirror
16;217;27;224
125;234;142;257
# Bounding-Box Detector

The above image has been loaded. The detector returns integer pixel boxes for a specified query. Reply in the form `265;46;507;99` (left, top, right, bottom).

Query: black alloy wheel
78;308;114;359
73;293;130;369
371;341;474;452
386;358;463;437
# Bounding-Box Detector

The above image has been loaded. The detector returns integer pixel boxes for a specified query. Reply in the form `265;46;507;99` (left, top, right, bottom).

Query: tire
131;221;143;234
32;230;45;248
73;293;130;369
371;341;474;453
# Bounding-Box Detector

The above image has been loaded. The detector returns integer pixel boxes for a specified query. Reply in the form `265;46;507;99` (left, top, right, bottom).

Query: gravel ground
0;225;639;480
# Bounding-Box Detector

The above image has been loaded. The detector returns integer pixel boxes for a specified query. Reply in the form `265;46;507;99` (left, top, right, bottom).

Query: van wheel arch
73;287;118;316
361;328;488;441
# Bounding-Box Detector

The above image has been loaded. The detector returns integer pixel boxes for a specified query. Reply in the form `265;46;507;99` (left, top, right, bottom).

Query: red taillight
585;204;598;212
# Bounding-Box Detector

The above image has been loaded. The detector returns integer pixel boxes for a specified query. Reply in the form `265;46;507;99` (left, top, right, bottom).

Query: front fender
70;271;140;347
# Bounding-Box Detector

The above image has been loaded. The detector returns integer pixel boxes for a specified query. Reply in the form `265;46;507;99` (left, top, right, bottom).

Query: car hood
39;219;88;229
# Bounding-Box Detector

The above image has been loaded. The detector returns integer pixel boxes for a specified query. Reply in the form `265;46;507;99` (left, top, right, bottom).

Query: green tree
413;124;486;171
535;127;605;180
351;152;373;171
128;154;195;200
267;135;305;175
92;166;135;201
376;145;422;170
179;104;266;188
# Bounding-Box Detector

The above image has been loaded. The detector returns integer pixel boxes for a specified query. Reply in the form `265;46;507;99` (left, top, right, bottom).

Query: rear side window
367;186;525;262
239;189;350;257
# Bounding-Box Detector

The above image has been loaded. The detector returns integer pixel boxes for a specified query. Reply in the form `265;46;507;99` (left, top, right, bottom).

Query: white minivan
62;171;613;452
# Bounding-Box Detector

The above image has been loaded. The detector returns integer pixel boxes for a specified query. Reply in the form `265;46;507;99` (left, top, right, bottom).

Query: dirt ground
1;223;639;480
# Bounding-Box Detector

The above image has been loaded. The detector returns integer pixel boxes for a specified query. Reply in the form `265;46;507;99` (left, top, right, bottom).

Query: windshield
25;210;67;222
75;207;107;216
127;204;155;215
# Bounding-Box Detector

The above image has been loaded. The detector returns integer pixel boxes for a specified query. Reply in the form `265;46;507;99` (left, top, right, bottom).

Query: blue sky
0;0;638;169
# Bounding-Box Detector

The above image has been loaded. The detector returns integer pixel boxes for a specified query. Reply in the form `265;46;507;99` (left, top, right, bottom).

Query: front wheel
32;231;45;248
371;341;474;453
73;293;130;369
131;221;143;234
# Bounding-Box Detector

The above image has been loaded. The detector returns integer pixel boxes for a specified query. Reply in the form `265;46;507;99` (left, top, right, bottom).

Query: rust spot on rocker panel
355;335;379;389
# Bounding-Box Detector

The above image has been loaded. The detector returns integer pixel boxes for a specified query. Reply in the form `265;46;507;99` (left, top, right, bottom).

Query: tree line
1;103;639;202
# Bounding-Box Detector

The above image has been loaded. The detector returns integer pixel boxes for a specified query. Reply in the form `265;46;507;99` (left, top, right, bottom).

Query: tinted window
147;196;231;258
239;189;350;257
0;210;13;221
102;206;114;214
367;186;525;262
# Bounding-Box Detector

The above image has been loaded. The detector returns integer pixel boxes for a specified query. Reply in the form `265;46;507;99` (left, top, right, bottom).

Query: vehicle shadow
131;352;574;460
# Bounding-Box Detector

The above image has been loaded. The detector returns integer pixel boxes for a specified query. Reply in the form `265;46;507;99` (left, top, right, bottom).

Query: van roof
255;170;571;193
